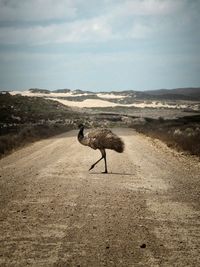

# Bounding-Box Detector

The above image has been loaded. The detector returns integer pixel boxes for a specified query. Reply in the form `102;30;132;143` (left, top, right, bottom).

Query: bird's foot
89;164;95;171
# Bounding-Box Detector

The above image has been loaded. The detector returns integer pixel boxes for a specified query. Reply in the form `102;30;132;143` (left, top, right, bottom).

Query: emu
77;124;124;173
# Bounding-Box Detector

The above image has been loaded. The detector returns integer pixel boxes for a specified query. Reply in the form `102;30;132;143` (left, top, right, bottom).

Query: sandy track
0;128;199;267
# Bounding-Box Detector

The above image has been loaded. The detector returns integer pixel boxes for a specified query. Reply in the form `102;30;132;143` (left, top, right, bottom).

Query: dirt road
0;128;199;267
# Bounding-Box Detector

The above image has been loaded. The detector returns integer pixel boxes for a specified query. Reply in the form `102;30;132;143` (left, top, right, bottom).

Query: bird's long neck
78;127;84;142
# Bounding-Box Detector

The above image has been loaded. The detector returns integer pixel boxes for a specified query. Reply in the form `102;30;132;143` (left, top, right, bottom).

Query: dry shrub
0;123;72;157
132;115;200;156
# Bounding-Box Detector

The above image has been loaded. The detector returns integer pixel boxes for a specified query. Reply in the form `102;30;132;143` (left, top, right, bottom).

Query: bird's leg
102;149;108;174
89;149;108;173
89;152;104;171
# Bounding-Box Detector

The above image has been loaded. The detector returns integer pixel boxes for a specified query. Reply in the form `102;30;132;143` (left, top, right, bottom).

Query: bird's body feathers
79;128;124;153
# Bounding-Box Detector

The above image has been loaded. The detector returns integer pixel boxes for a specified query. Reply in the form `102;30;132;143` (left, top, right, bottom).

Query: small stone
140;243;146;248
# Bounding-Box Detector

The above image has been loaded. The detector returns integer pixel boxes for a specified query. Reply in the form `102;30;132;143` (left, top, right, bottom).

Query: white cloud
0;0;77;21
57;17;113;43
0;16;114;44
0;17;153;44
0;0;197;45
0;0;191;23
127;23;153;39
113;0;184;16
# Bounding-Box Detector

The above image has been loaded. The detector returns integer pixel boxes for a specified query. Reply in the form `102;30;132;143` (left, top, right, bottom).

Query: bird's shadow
89;172;133;176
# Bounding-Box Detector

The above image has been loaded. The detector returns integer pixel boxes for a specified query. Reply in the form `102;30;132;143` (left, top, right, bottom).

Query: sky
0;0;200;92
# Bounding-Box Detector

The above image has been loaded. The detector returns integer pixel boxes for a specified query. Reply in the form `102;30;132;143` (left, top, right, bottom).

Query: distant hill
29;88;50;94
99;87;200;100
23;87;200;101
145;87;200;96
28;88;93;95
53;89;71;93
143;88;200;100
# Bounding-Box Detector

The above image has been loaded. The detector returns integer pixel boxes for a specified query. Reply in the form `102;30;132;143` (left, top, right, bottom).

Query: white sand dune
11;90;128;99
10;90;187;109
97;93;127;99
47;98;119;108
10;90;91;98
49;98;187;109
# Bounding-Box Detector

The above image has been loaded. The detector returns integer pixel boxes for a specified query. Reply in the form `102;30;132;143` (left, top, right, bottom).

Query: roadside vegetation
0;92;80;156
131;115;200;156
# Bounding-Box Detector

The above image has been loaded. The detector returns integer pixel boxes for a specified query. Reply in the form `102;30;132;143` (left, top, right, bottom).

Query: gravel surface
0;128;199;267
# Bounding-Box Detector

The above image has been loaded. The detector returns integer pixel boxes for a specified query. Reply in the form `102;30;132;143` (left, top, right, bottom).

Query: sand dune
48;98;119;108
10;90;187;109
97;93;127;99
10;90;91;98
11;91;127;99
49;98;187;109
